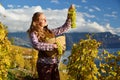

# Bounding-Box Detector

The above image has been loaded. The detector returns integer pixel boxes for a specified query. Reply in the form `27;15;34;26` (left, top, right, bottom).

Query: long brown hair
27;12;43;33
27;12;55;42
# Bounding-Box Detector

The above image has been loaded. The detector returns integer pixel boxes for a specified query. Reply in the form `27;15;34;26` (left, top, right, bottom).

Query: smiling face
32;12;47;29
37;13;47;28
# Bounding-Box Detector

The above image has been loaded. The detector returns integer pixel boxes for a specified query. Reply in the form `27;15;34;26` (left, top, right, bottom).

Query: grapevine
0;22;11;80
67;35;101;80
67;34;120;80
0;22;38;79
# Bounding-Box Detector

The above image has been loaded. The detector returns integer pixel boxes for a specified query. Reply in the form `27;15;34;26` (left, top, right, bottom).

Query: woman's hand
53;43;58;49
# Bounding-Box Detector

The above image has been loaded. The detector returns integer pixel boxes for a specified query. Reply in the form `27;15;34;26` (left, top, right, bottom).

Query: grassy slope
11;45;34;55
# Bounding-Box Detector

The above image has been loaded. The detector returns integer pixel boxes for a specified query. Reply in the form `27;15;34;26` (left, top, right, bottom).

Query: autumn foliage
67;35;120;80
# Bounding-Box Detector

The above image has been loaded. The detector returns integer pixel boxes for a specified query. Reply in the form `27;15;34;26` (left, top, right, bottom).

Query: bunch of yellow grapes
56;41;63;55
68;4;76;28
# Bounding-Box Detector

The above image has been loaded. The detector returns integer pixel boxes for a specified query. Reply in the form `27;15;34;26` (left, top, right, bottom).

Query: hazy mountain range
8;32;120;50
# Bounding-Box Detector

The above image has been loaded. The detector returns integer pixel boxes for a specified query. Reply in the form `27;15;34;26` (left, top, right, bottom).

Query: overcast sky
0;0;120;35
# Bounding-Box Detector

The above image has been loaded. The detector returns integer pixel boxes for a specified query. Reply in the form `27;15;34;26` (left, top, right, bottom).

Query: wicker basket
45;35;66;57
47;35;66;50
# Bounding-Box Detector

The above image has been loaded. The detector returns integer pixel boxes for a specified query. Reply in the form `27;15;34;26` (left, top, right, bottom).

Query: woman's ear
45;20;48;27
33;22;36;26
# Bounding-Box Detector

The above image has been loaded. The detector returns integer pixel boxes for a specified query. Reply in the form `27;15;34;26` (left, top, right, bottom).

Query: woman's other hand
53;43;58;49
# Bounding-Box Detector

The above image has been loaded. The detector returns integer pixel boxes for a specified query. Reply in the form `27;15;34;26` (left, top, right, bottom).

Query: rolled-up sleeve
51;18;71;36
30;32;54;51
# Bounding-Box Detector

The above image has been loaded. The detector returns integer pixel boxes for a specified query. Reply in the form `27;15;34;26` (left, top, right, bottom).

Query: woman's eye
39;19;46;22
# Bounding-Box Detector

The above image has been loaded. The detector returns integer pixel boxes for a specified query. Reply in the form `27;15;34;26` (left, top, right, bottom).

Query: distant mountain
8;32;120;50
65;32;120;50
8;32;32;48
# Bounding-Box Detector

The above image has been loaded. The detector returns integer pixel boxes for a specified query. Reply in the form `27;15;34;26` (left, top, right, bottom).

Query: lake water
60;48;120;64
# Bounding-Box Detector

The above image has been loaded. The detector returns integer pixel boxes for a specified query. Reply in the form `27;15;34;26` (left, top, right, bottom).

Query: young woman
27;6;72;80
